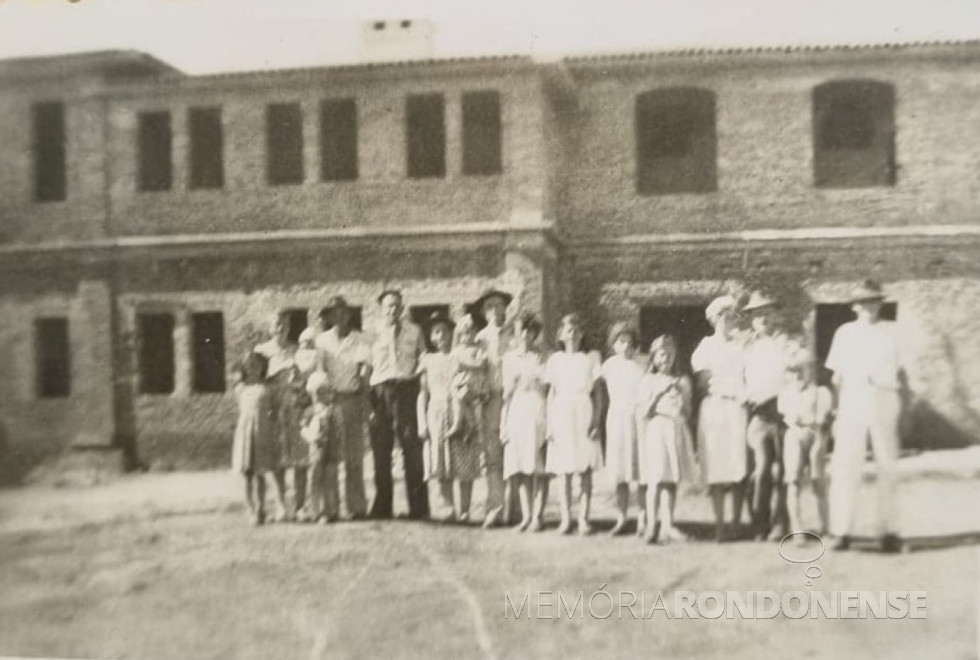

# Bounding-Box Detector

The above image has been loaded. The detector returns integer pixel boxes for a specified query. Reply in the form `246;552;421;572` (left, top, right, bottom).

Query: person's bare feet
482;506;502;529
577;518;593;536
609;516;627;537
556;518;572;535
527;517;543;533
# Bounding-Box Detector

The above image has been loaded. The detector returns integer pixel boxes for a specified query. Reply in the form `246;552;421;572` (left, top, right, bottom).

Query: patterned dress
545;351;604;475
502;349;547;478
420;351;482;481
255;339;308;468
231;383;278;474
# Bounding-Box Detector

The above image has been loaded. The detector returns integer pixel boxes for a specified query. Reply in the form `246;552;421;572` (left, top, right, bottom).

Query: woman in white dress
691;295;748;541
545;314;604;535
501;314;548;532
637;334;700;543
599;322;645;536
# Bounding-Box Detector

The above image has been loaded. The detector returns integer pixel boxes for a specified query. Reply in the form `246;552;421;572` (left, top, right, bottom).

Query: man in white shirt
472;288;515;527
368;289;429;519
742;290;796;540
314;296;371;520
825;280;901;551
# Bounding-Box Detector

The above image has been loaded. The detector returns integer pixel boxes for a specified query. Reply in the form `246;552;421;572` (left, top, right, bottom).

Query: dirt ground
0;470;975;660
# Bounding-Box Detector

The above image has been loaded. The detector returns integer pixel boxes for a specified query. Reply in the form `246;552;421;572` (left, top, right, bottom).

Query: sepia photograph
0;0;978;657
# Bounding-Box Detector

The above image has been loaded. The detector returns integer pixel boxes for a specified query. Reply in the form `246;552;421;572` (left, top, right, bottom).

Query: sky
0;0;978;74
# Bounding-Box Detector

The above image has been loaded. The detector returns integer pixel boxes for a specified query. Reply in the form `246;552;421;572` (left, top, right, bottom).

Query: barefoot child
778;351;832;538
545;314;604;535
600;322;645;536
501;314;548;532
231;352;278;525
637;335;700;543
300;371;344;524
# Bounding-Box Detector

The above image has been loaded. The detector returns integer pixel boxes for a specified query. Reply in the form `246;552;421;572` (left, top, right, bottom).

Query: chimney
360;20;436;62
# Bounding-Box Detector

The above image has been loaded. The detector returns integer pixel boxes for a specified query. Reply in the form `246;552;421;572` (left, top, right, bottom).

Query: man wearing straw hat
472;288;516;527
741;289;796;541
824;280;901;551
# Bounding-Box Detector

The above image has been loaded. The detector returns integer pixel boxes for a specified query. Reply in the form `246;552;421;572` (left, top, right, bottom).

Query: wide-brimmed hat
473;288;513;310
848;279;886;304
742;290;779;313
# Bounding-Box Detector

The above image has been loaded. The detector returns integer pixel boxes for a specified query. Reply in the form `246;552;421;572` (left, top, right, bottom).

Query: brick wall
560;50;980;238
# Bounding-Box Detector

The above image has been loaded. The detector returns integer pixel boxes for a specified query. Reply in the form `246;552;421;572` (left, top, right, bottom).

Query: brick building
1;43;978;476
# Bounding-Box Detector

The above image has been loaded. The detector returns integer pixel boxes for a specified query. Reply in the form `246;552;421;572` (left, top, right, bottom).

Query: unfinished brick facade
1;44;978;477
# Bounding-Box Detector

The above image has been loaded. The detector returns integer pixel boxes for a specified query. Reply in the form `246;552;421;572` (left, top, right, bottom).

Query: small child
446;315;490;446
231;352;279;525
637;335;700;544
300;371;344;524
777;351;833;540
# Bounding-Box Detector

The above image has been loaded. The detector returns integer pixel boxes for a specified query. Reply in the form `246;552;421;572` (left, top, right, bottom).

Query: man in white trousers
824;280;901;552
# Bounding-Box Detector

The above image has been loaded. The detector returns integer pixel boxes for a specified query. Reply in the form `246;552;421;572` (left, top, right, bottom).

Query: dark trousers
745;399;785;531
369;379;429;519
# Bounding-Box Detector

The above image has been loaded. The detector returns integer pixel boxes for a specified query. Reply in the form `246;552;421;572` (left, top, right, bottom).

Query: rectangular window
635;88;717;195
406;94;446;179
138;313;175;395
192;312;226;393
188;107;224;189
284;308;309;344
320;99;358;182
462;91;502;176
812;81;896;188
138;111;173;192
32;102;66;202
266;103;304;185
35;318;71;398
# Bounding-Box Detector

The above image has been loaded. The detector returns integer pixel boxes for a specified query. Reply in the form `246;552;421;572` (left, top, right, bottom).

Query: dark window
409;304;451;350
639;304;713;373
138;313;175;395
406;94;446;179
266;103;304;185
188;107;224;189
317;306;363;332
320;99;358;182
462;91;502;176
814;302;897;385
35;318;71;398
192;312;226;393
813;80;896;188
284;309;309;344
137;111;173;192
32;102;66;202
635;88;717;195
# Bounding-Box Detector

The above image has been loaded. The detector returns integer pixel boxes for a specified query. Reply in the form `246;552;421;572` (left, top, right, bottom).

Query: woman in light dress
231;352;278;525
545;314;604;535
637;334;700;544
417;312;483;522
501;314;548;532
690;296;748;541
599;322;646;536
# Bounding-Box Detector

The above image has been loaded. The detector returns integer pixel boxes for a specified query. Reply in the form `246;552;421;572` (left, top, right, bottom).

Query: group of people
232;279;902;550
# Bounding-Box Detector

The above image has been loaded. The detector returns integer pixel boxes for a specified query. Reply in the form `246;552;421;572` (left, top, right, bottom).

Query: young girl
231;352;278;525
691;296;748;542
545;313;604;535
600;322;645;536
255;313;306;521
501;314;548;532
637;335;700;543
777;350;832;541
418;312;484;522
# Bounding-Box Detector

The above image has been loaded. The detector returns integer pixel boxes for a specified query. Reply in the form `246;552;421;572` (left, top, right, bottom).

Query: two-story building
1;42;978;476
